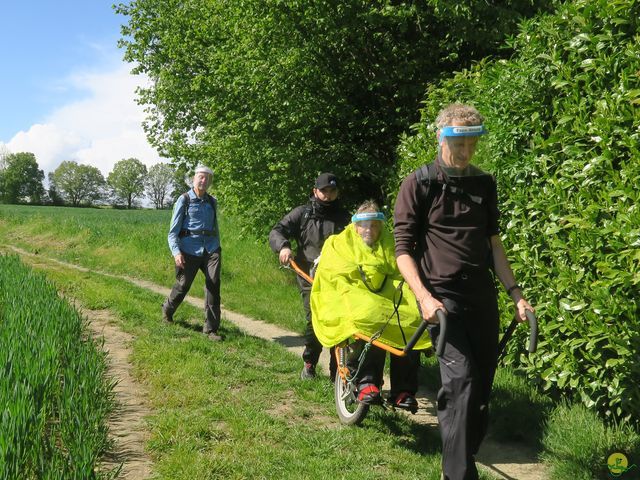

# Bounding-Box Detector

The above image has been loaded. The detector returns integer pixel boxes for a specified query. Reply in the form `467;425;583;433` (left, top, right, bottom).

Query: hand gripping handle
497;309;538;360
404;309;447;356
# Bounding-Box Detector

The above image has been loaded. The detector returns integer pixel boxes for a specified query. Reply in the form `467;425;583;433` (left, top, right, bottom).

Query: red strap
358;384;380;401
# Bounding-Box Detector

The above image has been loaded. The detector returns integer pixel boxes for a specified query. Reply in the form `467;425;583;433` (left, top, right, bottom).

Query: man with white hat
163;164;223;341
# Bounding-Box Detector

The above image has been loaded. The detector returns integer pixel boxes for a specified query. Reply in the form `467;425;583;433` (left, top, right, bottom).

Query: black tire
334;345;369;425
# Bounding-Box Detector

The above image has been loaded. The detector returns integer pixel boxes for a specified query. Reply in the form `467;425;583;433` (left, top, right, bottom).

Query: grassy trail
2;244;461;480
5;244;550;480
12;205;622;479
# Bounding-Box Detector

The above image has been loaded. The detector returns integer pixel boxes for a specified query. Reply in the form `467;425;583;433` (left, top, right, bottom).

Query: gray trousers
165;249;222;333
297;274;336;377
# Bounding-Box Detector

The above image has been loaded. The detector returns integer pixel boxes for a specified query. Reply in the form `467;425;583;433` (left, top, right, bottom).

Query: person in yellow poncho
311;200;431;409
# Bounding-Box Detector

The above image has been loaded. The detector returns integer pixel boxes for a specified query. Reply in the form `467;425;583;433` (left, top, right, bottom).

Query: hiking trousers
165;249;222;333
297;275;336;377
348;341;420;395
429;294;499;480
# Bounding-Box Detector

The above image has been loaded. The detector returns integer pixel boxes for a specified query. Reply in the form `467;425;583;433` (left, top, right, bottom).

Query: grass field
0;204;303;333
1;204;638;480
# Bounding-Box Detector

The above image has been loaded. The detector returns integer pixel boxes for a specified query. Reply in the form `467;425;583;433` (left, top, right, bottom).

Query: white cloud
5;63;162;177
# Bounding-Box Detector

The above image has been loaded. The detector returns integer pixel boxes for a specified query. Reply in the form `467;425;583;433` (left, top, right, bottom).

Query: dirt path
5;245;547;480
85;308;154;480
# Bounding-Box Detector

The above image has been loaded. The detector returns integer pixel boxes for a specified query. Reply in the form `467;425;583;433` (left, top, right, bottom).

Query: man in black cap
269;172;351;379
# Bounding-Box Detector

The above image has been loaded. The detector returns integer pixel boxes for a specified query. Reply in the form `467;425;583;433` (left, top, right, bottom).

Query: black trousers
429;293;499;480
165;249;222;333
297;275;336;376
347;340;419;395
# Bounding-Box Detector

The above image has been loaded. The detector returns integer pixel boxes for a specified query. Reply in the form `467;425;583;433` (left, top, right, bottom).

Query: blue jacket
168;189;220;257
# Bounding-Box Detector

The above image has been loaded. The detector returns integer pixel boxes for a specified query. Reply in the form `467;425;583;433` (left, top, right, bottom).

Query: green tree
0;152;45;204
50;161;106;207
46;172;65;206
145;162;175;209
117;0;553;233
107;158;147;208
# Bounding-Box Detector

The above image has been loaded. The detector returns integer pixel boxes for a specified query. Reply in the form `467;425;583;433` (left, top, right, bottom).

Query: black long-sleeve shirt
393;161;500;289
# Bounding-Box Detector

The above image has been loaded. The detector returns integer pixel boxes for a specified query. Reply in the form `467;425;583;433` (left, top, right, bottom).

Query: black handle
526;309;538;353
435;309;447;357
497;309;538;360
403;309;447;356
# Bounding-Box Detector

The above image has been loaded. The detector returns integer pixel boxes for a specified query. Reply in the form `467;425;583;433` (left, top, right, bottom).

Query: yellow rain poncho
310;223;431;350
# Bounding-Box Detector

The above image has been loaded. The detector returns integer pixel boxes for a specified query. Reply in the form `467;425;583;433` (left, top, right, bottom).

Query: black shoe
162;303;173;323
392;392;418;411
301;362;316;380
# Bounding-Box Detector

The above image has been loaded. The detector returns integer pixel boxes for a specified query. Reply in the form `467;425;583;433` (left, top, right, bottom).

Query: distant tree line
0;150;186;209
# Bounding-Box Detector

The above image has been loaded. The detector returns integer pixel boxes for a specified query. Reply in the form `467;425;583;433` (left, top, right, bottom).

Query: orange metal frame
289;259;314;284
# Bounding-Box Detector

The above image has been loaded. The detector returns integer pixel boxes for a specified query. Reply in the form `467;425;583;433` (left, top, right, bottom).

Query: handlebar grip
526;309;538;353
403;309;447;355
403;318;429;354
435;309;447;357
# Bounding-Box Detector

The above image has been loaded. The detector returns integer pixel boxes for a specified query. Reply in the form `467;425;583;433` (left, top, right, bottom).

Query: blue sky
0;1;160;175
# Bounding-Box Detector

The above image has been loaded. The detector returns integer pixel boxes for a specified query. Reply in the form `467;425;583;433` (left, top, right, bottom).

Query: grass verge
17;252;496;480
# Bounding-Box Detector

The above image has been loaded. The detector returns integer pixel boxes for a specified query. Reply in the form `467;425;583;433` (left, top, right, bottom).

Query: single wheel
334;374;369;425
334;345;369;425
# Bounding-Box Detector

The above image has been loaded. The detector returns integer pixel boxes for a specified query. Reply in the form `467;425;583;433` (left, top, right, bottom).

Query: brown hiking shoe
207;332;223;342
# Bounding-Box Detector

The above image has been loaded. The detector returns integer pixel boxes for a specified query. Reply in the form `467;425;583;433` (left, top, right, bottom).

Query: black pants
297;275;336;376
165;249;222;333
429;294;499;480
347;340;419;395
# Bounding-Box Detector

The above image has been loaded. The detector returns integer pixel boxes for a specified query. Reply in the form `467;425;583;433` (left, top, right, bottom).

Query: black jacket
269;197;351;271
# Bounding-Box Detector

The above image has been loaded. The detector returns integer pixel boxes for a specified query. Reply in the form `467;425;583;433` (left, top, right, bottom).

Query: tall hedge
394;0;640;421
117;0;553;234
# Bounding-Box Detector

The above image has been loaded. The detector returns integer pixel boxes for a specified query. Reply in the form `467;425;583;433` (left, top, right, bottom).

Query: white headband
195;165;213;176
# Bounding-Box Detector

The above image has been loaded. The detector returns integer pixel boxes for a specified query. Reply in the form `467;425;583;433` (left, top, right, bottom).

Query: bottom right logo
608;452;638;478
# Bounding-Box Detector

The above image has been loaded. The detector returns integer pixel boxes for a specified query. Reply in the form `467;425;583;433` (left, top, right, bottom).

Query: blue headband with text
440;125;487;139
351;212;386;223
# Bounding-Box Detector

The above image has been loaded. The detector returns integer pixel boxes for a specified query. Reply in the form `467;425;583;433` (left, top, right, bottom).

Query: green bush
394;0;640;421
0;255;115;479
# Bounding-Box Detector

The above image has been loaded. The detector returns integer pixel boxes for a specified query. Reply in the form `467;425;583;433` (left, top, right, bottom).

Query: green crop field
0;254;114;479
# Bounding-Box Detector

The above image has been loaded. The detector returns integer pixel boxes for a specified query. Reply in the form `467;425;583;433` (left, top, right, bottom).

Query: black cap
315;172;338;189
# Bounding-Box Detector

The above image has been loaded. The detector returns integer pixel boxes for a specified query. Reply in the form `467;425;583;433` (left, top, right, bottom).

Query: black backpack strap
299;203;313;233
182;192;190;218
206;193;217;212
414;162;439;206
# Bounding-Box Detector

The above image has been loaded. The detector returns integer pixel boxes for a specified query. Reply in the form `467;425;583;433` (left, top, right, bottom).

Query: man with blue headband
394;104;534;480
311;200;431;408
